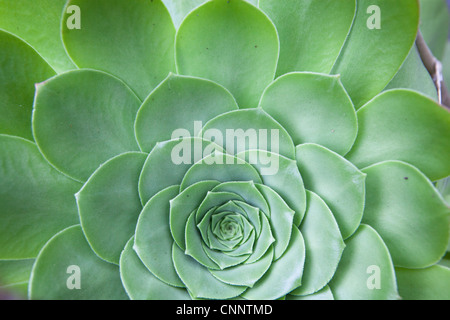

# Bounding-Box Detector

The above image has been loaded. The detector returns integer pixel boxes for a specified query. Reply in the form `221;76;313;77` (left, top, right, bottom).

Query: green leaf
135;74;238;153
384;45;438;101
346;89;450;181
296;143;366;239
212;181;270;215
362;161;450;268
134;186;184;288
244;210;276;264
172;243;247;299
76;152;147;265
0;0;76;73
120;237;190;300
260;72;358;156
185;209;222;270
180;152;262;191
331;0;419;108
138;137;224;205
396;265;450;300
291;191;345;296
237;150;306;226
0;135;81;259
170;180;220;250
196;192;244;222
162;0;208;29
0;258;34;298
0;30;55;140
259;0;356;75
328;224;398;300
419;0;450;60
255;184;295;260
199;109;296;159
175;0;279;108
29;225;128;300
287;286;334;301
62;0;175;100
32;69;141;182
241;227;305;300
209;246;274;288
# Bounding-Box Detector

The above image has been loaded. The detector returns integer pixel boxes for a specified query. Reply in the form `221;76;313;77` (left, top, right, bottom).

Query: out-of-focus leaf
396;265;450;300
0;135;81;259
419;0;450;60
331;0;419;108
384;45;438;101
176;0;279;108
259;0;356;75
62;0;175;100
0;0;75;73
0;30;55;140
29;225;129;300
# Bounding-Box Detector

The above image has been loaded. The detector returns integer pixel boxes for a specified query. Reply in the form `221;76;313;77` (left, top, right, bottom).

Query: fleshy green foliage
0;0;450;300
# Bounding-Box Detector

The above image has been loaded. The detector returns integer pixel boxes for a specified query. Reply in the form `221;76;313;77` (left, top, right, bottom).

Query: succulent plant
0;0;450;300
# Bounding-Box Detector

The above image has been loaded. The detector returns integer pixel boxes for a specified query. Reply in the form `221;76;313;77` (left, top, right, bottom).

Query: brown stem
416;31;450;109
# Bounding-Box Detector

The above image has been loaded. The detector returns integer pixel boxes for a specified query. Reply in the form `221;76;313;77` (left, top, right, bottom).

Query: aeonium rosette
0;0;449;300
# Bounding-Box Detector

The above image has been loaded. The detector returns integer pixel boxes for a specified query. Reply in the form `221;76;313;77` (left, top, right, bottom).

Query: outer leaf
0;135;81;259
0;30;55;140
29;225;128;300
135;74;238;153
331;0;419;108
138;137;224;205
172;243;247;299
0;0;75;73
419;0;450;60
76;152;147;265
259;0;356;75
120;237;190;300
346;89;450;181
175;0;279;108
162;0;208;29
296;143;366;239
362;161;450;268
32;69;141;182
260;72;357;156
0;259;34;299
328;224;398;300
134;186;184;288
62;0;175;100
241;227;305;300
291;191;345;296
384;45;438;101
396;265;450;300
